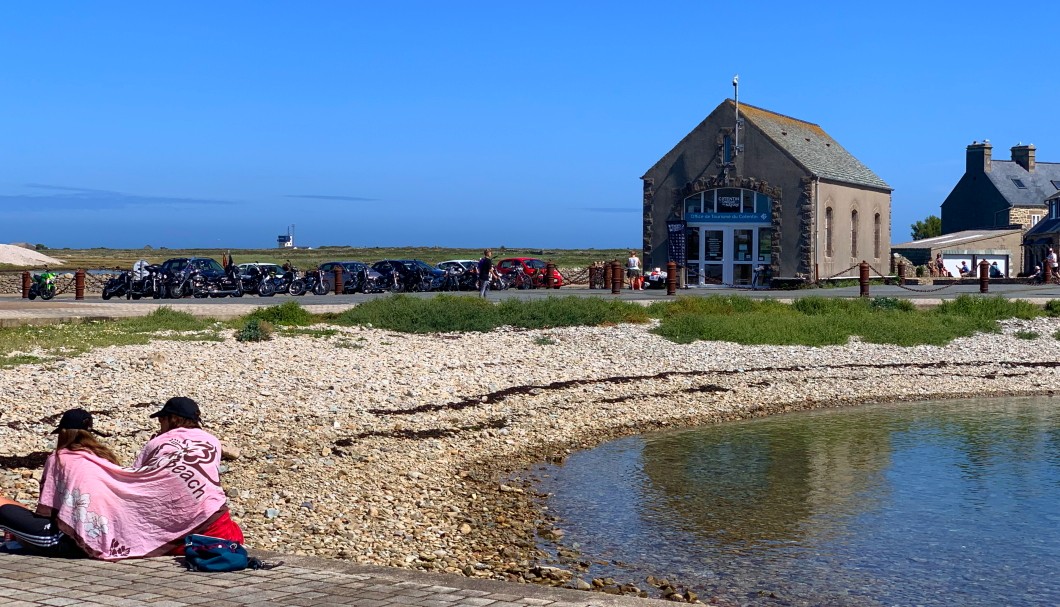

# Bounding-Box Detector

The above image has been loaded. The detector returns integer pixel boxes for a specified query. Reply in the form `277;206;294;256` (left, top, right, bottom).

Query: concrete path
0;551;672;607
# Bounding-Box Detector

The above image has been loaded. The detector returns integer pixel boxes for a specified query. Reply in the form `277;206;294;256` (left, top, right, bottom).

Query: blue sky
3;1;1059;250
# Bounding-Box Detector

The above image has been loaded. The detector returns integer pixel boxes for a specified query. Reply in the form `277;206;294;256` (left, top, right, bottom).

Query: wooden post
333;265;343;295
666;261;677;296
21;271;30;299
610;261;622;295
979;259;990;293
75;269;85;301
859;261;870;298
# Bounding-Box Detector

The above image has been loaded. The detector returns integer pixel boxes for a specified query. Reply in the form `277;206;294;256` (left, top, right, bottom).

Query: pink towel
38;428;228;559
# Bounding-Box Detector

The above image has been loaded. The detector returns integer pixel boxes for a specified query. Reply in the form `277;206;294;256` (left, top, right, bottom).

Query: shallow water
532;396;1060;606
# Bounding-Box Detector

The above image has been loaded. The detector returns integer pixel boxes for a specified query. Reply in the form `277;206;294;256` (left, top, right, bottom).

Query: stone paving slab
0;552;673;607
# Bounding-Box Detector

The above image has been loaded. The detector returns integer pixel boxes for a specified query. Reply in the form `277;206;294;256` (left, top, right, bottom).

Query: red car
495;257;564;288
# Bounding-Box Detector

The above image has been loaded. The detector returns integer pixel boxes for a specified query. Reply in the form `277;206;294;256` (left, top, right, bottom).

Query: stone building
641;99;892;286
940;142;1060;273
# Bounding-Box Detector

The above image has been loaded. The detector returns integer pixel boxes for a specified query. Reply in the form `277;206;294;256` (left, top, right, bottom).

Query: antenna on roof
733;75;741;160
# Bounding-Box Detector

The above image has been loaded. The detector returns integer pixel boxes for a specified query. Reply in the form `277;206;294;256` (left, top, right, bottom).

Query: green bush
236;318;273;342
122;307;211;333
1045;300;1060;317
332;294;647;333
933;295;1040;321
245;301;313;326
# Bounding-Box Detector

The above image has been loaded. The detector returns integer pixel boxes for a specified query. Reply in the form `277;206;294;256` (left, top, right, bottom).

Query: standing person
134;397;244;554
0;408;119;557
477;249;498;298
627;250;642;290
1048;247;1058;278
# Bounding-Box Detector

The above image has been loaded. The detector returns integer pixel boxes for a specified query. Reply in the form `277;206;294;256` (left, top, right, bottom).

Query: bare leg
0;496;31;509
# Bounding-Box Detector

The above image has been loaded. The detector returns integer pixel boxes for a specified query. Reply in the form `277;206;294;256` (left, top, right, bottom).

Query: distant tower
276;224;294;248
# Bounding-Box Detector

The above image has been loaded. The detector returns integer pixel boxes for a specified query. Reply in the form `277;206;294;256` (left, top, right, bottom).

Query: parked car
372;259;446;292
318;261;384;293
495;257;563;288
436;259;477;273
237;262;284;277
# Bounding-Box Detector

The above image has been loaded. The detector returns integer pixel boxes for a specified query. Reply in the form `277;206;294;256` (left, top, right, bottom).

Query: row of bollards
588;260;678;295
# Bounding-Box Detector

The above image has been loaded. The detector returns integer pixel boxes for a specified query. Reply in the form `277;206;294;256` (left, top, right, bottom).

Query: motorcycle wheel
132;293;142;300
258;282;276;297
40;287;56;301
102;290;112;300
28;290;37;300
288;279;306;296
312;281;327;296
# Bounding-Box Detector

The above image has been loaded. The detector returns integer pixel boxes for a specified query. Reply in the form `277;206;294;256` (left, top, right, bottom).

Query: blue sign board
666;220;687;267
687;212;770;223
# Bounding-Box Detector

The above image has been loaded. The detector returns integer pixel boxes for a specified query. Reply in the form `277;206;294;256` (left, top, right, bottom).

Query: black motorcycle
343;265;387;294
258;263;306;296
193;265;246;298
298;268;330;296
102;263;163;300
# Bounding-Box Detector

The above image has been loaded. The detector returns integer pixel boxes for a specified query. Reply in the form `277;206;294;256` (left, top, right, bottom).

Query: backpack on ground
184;534;265;572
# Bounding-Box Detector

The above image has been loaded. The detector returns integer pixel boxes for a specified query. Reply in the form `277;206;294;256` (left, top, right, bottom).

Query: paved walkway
1;551;671;607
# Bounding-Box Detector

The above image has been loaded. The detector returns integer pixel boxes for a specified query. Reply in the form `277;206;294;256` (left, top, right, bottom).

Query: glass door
732;229;753;286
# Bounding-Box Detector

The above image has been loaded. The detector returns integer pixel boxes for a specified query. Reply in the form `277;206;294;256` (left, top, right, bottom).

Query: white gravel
2;318;1059;582
0;244;64;266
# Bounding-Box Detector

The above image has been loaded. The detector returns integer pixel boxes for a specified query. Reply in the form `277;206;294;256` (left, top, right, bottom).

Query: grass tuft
245;301;313;326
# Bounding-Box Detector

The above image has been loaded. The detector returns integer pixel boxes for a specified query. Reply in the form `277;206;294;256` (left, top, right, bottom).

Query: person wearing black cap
132;396;244;553
1;408;119;557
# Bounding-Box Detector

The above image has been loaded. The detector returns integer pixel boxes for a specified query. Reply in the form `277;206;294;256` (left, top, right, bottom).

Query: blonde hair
55;429;120;466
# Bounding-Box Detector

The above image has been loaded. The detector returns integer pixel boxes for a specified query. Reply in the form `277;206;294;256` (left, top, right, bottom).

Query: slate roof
738;101;892;191
985;160;1060;208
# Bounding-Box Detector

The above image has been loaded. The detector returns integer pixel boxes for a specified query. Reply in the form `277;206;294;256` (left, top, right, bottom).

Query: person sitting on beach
959;261;971;276
989;262;1003;278
133;397;244;556
0;408;120;557
1;400;243;560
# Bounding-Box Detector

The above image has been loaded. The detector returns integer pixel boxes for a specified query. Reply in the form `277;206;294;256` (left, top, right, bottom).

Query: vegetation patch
331;294;648;333
244;301;314;326
1015;331;1039;340
235;318;274;342
649;294;1043;347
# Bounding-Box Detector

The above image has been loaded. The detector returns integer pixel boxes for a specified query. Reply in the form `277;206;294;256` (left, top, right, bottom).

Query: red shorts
167;511;245;556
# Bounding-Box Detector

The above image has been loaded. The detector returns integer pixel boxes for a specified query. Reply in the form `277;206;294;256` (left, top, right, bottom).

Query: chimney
1011;144;1036;173
967;141;992;173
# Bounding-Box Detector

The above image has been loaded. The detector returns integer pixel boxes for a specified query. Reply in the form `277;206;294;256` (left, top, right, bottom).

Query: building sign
687;212;770;223
667;220;687;266
718;194;742;211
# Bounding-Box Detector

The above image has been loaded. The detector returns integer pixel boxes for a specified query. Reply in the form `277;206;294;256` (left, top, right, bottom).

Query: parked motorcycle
28;267;58;300
191;266;246;298
298;267;330;296
102;261;163;300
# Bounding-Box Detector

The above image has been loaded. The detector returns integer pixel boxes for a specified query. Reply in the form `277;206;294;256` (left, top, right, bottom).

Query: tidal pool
532;396;1060;606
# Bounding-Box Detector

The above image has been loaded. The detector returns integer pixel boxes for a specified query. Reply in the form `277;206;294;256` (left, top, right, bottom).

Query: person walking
626;250;642;290
477;249;499;297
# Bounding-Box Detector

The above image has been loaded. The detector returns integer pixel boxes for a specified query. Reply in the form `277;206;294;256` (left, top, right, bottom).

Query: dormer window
1051;180;1060;190
1012;178;1027;189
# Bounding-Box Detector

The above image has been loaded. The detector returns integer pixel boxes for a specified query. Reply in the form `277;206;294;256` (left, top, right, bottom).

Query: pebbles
2;318;1060;590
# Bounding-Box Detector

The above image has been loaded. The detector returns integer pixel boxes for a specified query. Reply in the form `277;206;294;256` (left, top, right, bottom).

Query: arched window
825;207;834;257
851;210;859;257
874;213;881;259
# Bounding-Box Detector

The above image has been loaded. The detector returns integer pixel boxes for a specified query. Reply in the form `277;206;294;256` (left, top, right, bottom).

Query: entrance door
686;225;769;286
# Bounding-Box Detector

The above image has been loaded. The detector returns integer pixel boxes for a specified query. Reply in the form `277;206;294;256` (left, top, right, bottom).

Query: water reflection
535;397;1060;606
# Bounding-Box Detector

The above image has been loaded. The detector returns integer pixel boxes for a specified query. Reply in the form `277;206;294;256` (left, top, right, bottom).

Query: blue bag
184;534;255;572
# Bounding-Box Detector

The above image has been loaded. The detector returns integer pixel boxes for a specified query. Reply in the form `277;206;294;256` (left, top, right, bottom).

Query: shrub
1045;300;1060;317
245;301;313;326
236;319;273;342
122;307;211;333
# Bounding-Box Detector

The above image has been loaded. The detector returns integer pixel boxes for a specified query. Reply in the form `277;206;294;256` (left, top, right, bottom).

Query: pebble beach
2;317;1060;597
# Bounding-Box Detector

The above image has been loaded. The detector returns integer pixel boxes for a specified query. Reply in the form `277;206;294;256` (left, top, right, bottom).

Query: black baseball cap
149;397;202;422
51;408;96;434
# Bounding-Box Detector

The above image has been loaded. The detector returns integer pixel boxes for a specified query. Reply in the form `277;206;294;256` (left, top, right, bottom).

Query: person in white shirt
626;251;642;290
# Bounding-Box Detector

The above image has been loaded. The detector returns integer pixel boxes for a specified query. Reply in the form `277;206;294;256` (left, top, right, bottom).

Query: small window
1051;180;1060;190
1012;178;1027;189
1031;214;1042;226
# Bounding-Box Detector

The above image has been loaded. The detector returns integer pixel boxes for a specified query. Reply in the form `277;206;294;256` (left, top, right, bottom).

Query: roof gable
738;101;891;191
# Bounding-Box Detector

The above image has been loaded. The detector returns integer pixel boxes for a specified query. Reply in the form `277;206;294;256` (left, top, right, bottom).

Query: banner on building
666;220;687;267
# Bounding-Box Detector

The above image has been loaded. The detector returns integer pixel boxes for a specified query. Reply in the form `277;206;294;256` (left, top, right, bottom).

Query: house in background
891;229;1020;278
1022;189;1060;269
641;99;892;286
939;142;1060;273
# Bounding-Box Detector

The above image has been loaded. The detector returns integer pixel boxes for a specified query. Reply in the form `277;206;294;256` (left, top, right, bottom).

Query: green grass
330;294;649;333
0;307;222;367
649;294;1045;347
1015;331;1039;340
244;301;314;326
